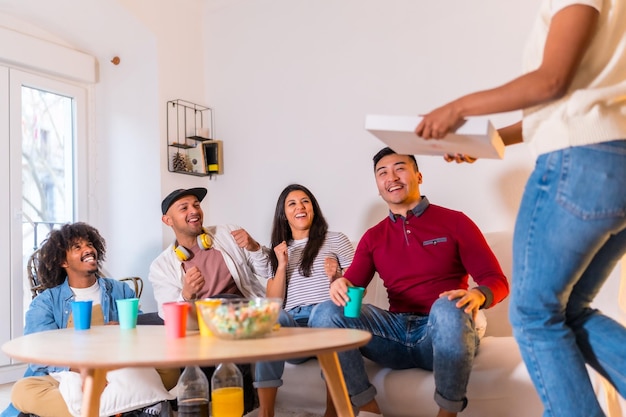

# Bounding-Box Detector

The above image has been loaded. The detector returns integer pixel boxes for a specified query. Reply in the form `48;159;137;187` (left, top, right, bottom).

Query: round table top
2;325;371;369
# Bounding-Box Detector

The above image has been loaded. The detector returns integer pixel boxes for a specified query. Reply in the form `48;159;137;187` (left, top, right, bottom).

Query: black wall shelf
167;99;221;177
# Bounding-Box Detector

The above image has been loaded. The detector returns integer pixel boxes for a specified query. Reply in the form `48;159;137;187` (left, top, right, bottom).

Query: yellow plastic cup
195;299;221;336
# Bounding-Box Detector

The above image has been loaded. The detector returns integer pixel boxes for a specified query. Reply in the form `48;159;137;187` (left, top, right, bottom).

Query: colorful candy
202;298;281;339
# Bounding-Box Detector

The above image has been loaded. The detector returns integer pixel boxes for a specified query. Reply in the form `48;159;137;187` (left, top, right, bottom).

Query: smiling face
375;153;423;214
162;194;205;247
61;238;99;285
284;190;315;239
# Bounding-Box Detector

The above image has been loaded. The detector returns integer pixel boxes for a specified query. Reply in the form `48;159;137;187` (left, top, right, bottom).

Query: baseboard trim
0;364;27;384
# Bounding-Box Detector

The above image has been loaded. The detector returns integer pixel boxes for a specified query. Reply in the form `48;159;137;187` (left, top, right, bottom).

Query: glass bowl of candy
198;297;282;340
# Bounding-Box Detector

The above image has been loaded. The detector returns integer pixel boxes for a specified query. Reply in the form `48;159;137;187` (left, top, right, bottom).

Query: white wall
201;0;538;244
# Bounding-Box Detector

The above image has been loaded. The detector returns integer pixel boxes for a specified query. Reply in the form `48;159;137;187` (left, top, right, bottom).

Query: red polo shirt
345;199;509;314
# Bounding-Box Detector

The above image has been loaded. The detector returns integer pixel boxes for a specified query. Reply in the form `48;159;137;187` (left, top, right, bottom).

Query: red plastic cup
162;301;189;338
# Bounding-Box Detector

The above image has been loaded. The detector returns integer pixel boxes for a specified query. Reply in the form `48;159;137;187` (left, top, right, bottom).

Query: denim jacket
23;277;137;376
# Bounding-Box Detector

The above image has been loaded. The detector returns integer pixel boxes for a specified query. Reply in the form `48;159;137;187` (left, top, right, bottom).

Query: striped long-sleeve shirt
283;231;354;311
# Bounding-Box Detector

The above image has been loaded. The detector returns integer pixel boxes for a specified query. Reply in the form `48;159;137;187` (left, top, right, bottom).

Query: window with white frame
0;26;94;374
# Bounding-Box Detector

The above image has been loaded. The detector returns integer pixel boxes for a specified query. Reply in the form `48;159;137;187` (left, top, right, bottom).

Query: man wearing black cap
150;187;270;318
149;187;271;412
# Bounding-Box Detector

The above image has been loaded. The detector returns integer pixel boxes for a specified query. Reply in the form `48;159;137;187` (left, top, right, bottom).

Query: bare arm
442;121;523;163
266;241;288;299
498;121;524;146
416;5;600;139
324;256;344;281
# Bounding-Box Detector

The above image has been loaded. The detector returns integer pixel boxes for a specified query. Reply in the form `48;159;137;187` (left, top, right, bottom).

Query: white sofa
275;231;544;417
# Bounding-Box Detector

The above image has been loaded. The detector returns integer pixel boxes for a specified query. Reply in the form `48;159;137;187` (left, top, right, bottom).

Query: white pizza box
365;114;505;159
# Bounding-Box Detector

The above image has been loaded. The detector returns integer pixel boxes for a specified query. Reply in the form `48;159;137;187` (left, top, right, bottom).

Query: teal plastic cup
71;300;93;330
116;298;140;329
344;286;365;318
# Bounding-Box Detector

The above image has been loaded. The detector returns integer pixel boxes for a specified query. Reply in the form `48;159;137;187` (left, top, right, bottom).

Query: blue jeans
0;404;19;417
254;304;317;388
308;297;479;412
510;140;626;417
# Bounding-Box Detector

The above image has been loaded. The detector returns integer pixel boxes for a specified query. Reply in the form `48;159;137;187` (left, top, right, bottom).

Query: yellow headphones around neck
173;228;213;261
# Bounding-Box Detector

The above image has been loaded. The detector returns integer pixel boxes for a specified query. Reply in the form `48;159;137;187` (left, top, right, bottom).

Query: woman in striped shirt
254;183;355;417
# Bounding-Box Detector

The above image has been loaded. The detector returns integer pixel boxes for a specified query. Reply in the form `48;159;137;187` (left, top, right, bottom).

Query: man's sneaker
117;401;172;417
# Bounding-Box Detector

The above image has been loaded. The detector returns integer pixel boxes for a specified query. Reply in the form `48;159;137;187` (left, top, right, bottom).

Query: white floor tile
0;382;13;411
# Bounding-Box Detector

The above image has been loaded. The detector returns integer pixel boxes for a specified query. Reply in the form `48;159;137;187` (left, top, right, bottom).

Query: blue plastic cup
71;300;93;330
344;286;365;318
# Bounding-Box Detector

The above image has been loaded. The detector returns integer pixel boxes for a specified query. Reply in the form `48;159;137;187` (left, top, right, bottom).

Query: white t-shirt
522;0;626;156
71;281;101;304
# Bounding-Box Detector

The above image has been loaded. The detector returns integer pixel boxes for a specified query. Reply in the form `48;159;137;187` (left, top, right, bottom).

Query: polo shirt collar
388;196;430;222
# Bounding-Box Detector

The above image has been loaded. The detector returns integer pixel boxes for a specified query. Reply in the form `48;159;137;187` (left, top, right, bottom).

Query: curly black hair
34;222;106;290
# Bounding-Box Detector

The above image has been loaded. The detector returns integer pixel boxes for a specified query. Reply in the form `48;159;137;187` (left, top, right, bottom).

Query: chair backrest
119;276;144;299
26;249;144;299
27;249;45;300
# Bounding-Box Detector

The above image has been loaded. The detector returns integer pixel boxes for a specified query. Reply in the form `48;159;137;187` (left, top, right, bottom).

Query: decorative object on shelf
166;99;223;177
171;151;192;173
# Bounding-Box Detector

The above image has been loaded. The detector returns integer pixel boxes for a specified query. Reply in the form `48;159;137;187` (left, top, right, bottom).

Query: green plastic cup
116;298;140;329
344;286;365;318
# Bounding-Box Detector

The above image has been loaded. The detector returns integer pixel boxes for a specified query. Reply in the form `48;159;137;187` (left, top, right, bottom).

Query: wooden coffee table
2;326;371;417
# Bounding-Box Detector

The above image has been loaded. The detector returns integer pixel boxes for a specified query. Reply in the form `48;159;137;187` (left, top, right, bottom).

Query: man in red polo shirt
310;147;509;417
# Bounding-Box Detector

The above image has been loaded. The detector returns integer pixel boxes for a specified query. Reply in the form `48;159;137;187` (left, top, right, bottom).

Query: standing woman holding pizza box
415;2;626;416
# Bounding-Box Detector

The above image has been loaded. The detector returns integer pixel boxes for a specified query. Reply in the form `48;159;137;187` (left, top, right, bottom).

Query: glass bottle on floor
177;365;209;417
211;362;244;417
